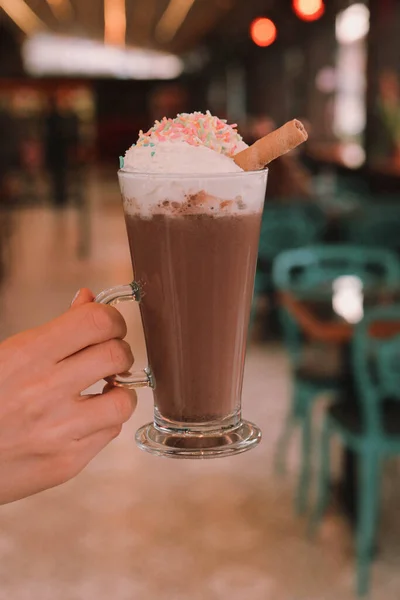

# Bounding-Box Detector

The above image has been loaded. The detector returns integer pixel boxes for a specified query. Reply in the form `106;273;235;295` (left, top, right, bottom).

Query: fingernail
71;289;80;306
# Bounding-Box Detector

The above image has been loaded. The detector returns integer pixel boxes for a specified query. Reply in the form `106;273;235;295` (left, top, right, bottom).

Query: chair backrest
345;201;400;251
273;245;400;292
353;306;400;436
272;245;400;364
258;203;324;262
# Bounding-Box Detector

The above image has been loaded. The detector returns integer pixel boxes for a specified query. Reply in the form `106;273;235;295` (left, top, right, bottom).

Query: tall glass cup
96;169;268;458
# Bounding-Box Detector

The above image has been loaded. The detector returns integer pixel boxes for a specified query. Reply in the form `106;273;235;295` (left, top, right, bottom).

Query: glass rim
118;168;268;180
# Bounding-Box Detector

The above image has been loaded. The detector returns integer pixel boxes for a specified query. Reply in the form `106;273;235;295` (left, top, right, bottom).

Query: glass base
135;420;261;459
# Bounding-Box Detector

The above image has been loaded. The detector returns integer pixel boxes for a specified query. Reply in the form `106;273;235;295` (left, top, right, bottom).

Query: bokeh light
250;17;277;47
293;0;325;22
336;3;370;44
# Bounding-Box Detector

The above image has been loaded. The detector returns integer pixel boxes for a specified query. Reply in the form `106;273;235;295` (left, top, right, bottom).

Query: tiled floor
1;173;400;599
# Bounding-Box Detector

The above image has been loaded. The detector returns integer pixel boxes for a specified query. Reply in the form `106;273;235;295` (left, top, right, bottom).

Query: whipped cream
123;141;244;174
122;111;247;175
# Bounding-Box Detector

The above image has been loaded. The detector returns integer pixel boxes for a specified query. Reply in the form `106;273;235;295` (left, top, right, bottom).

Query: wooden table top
279;285;400;344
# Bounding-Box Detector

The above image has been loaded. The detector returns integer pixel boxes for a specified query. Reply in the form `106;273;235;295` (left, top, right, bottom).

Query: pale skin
0;288;136;505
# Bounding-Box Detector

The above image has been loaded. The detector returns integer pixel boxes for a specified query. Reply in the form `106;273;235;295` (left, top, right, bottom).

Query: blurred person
0;288;136;505
0;102;19;204
248;115;312;200
149;84;188;123
44;95;78;207
247;117;312;339
249;115;276;140
267;154;312;199
20;115;44;204
378;69;400;166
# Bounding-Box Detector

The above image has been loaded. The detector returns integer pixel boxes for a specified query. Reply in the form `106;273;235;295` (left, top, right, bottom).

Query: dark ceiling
0;0;351;55
1;0;244;53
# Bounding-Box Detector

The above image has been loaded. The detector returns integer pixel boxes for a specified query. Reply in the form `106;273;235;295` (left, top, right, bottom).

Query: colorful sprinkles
119;155;124;168
135;111;244;157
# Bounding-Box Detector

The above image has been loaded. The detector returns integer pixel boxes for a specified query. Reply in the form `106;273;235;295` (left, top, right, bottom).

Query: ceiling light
104;0;126;45
155;0;196;43
336;3;370;45
250;17;277;47
0;0;44;34
45;0;73;22
23;33;183;79
293;0;325;22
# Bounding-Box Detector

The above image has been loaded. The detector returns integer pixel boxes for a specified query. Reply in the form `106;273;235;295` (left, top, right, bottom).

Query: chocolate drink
124;196;262;425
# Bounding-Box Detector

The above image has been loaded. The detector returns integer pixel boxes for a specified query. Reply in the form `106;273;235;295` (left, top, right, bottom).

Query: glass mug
95;169;268;458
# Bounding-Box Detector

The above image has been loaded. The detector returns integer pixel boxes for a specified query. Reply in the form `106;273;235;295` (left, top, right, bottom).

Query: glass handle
95;283;155;389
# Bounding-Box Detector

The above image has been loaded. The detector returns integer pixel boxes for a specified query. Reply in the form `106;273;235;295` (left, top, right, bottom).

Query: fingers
71;425;126;476
72;386;137;439
34;302;128;363
71;288;95;308
56;339;134;393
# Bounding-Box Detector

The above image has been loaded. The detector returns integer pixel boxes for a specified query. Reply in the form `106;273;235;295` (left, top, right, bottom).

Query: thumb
70;288;95;308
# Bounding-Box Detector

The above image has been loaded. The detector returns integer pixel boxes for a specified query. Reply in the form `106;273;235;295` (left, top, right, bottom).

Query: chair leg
274;412;296;476
356;451;381;597
274;382;307;476
296;397;313;514
309;417;331;537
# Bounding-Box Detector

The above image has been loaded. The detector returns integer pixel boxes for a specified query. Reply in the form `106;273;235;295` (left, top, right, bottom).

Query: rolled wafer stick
233;119;308;171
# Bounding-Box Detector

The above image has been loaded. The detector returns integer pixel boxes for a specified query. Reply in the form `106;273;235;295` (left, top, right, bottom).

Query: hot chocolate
124;192;262;425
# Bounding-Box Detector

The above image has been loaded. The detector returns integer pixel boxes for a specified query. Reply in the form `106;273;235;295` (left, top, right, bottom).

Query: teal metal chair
258;202;324;262
252;202;324;333
272;245;400;514
257;202;325;266
345;200;400;254
273;245;400;293
311;306;400;596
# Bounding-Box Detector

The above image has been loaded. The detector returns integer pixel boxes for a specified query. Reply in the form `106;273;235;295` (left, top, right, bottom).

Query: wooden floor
1;172;400;599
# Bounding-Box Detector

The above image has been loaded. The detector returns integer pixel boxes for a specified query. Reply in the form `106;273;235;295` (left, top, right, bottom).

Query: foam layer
119;172;268;219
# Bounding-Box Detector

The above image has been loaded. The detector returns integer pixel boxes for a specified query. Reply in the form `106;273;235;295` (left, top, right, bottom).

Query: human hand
0;288;136;504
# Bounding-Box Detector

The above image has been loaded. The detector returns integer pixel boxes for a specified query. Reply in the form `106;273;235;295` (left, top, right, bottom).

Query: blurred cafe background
2;0;400;598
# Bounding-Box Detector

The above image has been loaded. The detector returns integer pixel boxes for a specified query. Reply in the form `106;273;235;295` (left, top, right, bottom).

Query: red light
250;17;277;47
293;0;325;22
